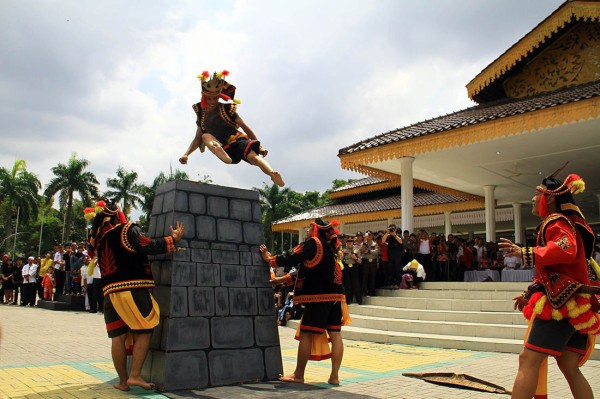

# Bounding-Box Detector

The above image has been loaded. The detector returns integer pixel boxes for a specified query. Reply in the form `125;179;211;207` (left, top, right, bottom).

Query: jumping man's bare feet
279;373;304;383
127;376;155;390
270;171;285;187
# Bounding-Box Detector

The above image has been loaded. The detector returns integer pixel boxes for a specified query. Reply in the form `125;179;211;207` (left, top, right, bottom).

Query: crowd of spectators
0;242;103;313
269;224;539;319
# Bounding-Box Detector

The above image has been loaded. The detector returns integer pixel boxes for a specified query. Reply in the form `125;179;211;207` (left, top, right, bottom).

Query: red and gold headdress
85;200;127;257
197;70;240;108
535;162;586;218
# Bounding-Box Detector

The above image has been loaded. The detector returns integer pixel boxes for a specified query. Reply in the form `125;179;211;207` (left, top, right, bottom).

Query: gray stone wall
142;181;283;391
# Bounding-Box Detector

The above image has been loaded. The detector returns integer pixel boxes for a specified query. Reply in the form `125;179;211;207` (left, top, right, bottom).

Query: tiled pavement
1;304;599;398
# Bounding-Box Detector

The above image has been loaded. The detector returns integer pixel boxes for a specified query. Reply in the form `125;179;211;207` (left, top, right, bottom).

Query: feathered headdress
197;69;241;107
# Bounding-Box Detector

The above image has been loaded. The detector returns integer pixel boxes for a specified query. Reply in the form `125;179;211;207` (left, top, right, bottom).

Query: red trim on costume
294;293;346;304
243;140;257;160
525;342;562;357
165;236;175;253
564;346;587;355
533;395;548;399
300;325;325;333
326;325;341;331
106;319;126;332
303;237;323;268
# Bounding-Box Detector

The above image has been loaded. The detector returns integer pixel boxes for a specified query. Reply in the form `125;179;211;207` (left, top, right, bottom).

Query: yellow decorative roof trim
340;97;599;172
467;1;600;99
271;199;485;232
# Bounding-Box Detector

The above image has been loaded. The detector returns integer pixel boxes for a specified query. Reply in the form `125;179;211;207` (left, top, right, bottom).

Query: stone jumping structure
142;181;283;391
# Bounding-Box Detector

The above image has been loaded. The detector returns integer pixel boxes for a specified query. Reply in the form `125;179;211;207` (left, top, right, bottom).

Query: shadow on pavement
163;381;378;399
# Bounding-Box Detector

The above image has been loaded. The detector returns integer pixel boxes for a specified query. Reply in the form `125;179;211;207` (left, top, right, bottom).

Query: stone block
159;261;172;285
230;199;252;221
208;349;264;386
257;288;275;315
243;222;264;245
220;265;246;287
162;213;175;236
189;193;206;214
246;266;271;288
151;351;209;391
173;247;190;262
172;262;197;286
154;286;188;317
197;263;220;286
148;216;157;237
140;350;153;382
207;196;229;217
212;250;239;265
211;242;238;251
252;250;265;266
155;214;165;239
191;241;210;249
174;191;188;212
149;319;163;350
252;201;263;222
151;194;164;216
239;245;249;251
151;261;161;282
211;317;254;348
217;219;242;243
215;287;229;315
161;317;210;351
265;346;284;379
229;288;257;315
191;248;211;263
196;216;216;241
240;251;252;266
162;190;176;213
154;180;176;195
255;316;279;346
174;212;195;240
189;287;214;316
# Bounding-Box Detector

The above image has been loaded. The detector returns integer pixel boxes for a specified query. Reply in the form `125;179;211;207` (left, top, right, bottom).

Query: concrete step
348;314;527;340
37;300;71;311
375;288;522;300
417;282;530;291
286;321;600;361
349;304;527;325
364;296;514;312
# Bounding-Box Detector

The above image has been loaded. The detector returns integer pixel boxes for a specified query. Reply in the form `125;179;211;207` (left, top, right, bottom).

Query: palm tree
0;159;41;243
104;167;145;217
44;153;100;242
253;183;298;250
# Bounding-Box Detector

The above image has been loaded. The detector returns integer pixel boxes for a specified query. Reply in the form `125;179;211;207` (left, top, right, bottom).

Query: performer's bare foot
328;376;340;385
270;171;285;187
279;373;304;383
127;376;155;390
113;382;130;391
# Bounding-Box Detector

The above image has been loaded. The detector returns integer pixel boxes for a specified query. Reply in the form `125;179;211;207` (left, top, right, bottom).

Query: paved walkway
1;304;599;398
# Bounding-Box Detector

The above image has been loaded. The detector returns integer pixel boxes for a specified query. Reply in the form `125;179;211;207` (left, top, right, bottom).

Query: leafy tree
104;167;145;217
44;153;99;242
0;159;42;250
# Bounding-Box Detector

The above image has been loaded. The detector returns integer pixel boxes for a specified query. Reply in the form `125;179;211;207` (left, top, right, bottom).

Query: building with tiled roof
274;0;600;240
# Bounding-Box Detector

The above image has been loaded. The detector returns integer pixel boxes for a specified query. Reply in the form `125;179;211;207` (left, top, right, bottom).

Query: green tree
44;153;99;242
0;159;42;251
254;183;301;251
138;168;191;230
104;167;145;217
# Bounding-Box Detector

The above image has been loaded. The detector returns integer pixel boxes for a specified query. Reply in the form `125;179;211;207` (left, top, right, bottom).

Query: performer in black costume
179;70;285;187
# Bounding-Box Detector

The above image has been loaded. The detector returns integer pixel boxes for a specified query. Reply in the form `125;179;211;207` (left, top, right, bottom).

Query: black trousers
361;259;377;296
22;282;37;306
343;264;362;305
54;270;65;300
89;278;103;312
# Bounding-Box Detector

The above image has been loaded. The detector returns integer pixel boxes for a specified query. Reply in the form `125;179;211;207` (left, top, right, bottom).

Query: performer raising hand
179;70;285;187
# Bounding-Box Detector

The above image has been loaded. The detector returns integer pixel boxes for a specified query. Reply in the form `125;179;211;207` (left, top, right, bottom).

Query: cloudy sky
0;0;563;217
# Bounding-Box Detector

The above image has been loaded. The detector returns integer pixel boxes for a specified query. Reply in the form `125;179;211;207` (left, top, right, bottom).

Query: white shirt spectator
54;251;63;270
419;239;430;255
92;259;101;279
23;263;38;283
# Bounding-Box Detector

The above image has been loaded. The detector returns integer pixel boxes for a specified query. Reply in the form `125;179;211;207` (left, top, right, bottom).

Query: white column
444;211;452;237
400;157;415;233
512;203;523;245
484;185;496;242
